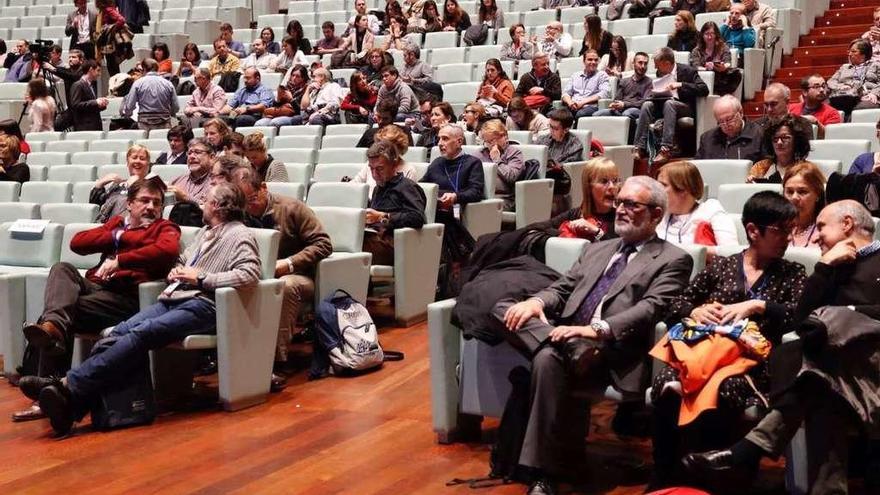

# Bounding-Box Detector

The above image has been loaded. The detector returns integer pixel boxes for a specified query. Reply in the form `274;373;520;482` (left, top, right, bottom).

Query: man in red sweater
21;177;181;379
788;73;842;139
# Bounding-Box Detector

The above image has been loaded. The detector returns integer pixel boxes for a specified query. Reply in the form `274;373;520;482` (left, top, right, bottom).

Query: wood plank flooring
0;321;844;494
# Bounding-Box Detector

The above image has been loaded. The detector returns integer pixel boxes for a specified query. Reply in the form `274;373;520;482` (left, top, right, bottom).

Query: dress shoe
526;478;557;495
270;373;288;393
652;150;673;167
11;402;46;422
18;375;61;401
682;449;737;473
38;383;75;436
22;321;66;355
562;337;601;378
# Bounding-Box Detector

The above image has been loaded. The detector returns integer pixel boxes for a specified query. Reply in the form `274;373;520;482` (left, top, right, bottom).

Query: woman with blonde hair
667;10;699;52
656;160;738;254
91;144;151;222
460;101;486;134
0;134;28;183
241;132;288;182
782;162;826;248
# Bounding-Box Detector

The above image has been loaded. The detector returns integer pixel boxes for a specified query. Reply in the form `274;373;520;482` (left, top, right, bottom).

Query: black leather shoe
18;375;60;401
270;373;288;393
526;478;557;495
38;384;75;436
562;337;601;377
682;449;736;473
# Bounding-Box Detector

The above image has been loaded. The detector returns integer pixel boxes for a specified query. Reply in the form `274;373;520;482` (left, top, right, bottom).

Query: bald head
815;200;876;253
763;83;791;119
714;95;744;137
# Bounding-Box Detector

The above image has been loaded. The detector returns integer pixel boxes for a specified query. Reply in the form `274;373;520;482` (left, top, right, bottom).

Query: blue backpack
310;290;403;379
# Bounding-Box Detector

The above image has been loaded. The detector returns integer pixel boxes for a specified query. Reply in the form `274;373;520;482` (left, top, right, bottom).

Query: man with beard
15;177;180;422
490;176;693;495
788;73;842;139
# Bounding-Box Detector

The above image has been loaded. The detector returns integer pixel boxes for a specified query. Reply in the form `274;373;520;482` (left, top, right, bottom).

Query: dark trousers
41;262;139;339
233;113;262;128
490;299;602;476
363;230;395;265
634;99;692;151
72;41;96;61
66;298;216;401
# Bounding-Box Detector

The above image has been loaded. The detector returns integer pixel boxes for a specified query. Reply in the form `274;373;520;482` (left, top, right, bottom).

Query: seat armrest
462;199;503;241
428;298;461;442
138;280;167;310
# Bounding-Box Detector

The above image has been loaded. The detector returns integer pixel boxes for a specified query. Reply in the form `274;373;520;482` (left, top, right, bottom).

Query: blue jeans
593;107;641;120
255;114;306;127
574;105;599;119
66;298;217;400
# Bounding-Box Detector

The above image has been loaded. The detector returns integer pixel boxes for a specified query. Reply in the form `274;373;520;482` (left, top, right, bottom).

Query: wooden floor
0;321;817;494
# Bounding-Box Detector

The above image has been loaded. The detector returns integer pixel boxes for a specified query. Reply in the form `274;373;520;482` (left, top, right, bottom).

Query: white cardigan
656;199;739;247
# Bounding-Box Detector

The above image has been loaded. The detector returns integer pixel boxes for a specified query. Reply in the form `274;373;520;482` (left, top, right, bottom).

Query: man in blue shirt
562;49;609;119
219;22;247;59
4;40;32;82
221;67;274;128
720;3;757;65
120;58;179;130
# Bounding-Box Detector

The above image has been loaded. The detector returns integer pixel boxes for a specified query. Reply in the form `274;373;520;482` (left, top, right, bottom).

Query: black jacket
695;118;765;162
156;151;187;165
421;153;485;205
369;174;427;229
69;78;103;131
669;63;709;109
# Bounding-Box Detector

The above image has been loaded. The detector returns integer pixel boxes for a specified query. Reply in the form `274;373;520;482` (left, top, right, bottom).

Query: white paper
652;73;678;98
9;219;50;234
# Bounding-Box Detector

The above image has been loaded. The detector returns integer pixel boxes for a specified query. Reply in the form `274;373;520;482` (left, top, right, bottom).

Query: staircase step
806;25;873;37
830;0;880;8
813;11;875;28
791;44;852;58
783;54;848;67
800;33;870;46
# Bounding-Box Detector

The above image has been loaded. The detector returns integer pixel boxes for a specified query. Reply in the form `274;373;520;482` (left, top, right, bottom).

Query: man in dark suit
68;59;107;131
632;47;709;167
64;0;97;59
155;125;192;165
492;176;694;495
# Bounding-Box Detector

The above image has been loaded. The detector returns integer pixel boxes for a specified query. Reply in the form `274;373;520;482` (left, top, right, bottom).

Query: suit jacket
156;151;187;165
672;63;709;109
69;78;103;131
533;236;693;392
65;8;98;50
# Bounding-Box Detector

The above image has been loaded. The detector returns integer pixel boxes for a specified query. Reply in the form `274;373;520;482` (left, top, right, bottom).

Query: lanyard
443;157;463;193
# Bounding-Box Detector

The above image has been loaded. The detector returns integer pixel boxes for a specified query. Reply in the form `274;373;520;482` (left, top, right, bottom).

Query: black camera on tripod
29;39;55;64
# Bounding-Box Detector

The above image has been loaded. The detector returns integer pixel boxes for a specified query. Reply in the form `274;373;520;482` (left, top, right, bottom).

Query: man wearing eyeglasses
490;176;693;495
695;94;765;162
169;137;215;205
788;73;842;139
15;177;180;422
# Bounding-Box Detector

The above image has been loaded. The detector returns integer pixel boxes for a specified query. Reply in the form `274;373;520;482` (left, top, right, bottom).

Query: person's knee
532;346;563;374
49;261;78;277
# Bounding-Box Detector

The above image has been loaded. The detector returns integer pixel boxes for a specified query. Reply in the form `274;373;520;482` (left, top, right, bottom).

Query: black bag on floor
89;336;156;430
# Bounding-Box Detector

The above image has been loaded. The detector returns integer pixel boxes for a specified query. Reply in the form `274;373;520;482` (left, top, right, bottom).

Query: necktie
573;243;636;325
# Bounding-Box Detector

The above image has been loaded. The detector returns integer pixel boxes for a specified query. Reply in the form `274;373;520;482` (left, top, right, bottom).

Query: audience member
223;132;246;158
3;40;32;82
65;0;97;59
419;0;444;33
691;21;742;96
68;59;107;131
783;162;826;248
594;51;652;127
262;65;310;126
667;10;699;52
720;3;756;56
156;125;193;165
347;0;382;35
357;99;414;148
862;6;880;63
751;82;795;131
177;43;202;78
417;101;455;148
562;50;609;119
633;47;709;166
152;42;172;74
272;36;309;74
41;49;84;109
340;16;377;68
169;137;214;205
441;0;472;32
849;117;880;174
476;0;504;32
376;66;420;122
29;182;261;436
580;14;612;57
220;22;248;58
696;95;764;162
383;0;405;33
514;53;562;112
684;201;880;495
748;115;812;183
492;176;692;495
362;140;428;264
649;190;804;490
299;67;345;125
383;16;413;51
121;58;178;131
536;109;584;165
500;24;536;61
207;38;242;79
401;46;440;97
2;39;26;71
261;27;280;54
656;161;738;252
475;59;514;118
313;22;345;58
241;39;277;71
254;85;297;127
350;125;417;190
361;48;389;87
203;118;232;151
94;0;126;75
91;145;151;222
826;39;880;117
741;0;776;47
789;73;842;138
221;68;275;128
460;101;485;134
538;22;573;60
0;135;28;183
242;132;288;182
232;166;332;371
26;78;56;133
474;119;524;211
340;71;377;125
15;177;179;422
506;96;550;136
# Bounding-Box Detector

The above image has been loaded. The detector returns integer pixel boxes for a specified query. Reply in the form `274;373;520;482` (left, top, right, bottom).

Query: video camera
29;39;55;63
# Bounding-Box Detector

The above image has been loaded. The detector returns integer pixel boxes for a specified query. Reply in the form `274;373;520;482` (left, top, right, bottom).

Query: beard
615;218;655;242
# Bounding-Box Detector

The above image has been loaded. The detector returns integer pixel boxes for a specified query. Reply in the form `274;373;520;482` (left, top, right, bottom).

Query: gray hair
188;137;215;154
197;67;211;78
404;45;421;59
210;182;246;223
654;46;675;63
439;124;464;141
715;94;743;114
532;52;550;63
828;200;875;237
765;82;790;101
624;176;667;214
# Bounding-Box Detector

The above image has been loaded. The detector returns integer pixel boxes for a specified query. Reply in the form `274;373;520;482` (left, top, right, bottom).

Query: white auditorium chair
691;159;752;198
47;165;98;183
284;163;315;185
272;135;321;149
323;124;369;135
306;182;370;208
311;206;373;304
45;140;89;153
312;163;365;182
318;148;368;164
26;152;71;166
717;183;783;214
0;182;21;202
810;159;842;178
20;181;72;203
71;151;118;165
89;139;133;153
810;139;870;171
460;162;504;240
278;126;324;137
824;123;879;152
265;182;306;202
320;134;362;149
0;202;39;223
270;148;317;164
40;203;100;224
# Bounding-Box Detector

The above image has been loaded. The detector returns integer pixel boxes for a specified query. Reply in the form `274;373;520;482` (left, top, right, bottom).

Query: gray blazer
65;8;98;50
533;236;692;393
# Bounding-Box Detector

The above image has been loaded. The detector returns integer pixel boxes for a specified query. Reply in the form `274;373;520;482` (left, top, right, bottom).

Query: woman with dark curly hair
747;115;812;183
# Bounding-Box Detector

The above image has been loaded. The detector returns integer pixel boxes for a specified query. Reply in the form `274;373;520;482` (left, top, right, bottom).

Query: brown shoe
652;150;673;167
631;148;646;161
22;321;66;355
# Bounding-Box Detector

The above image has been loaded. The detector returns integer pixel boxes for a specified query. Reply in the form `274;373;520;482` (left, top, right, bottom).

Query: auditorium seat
265;182;306;202
311;163;364;182
717;183;783;214
311;206;373;304
0;182;20;202
691;159;753;198
40;203;99;224
47;165;98;183
0;202;39;223
306;182;369;208
461;162;505;240
20;181;72;203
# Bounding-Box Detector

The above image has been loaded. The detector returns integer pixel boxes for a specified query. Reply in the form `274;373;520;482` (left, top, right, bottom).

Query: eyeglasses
760;224;793;236
594;177;622;187
614;199;654;211
188;148;210;155
132;197;162;207
464;108;477;114
808;83;827;90
772;134;793;143
716;114;741;126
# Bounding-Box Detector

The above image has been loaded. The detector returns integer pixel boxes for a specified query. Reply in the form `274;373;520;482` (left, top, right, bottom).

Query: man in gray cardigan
24;183;262;436
376;65;420;122
491;176;693;495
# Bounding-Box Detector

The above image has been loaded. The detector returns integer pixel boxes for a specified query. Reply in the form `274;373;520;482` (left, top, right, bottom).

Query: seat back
0;181;21;202
0;221;64;268
45;140;88;153
71;151;118;164
677;244;708;279
312;163;365;182
544;237;588;274
576;116;629;146
20;181;72;203
810;159;842;178
60;223;103;269
151;164;188;183
47;165;98;182
0;202;39;222
269;148;316;164
265;182;306;202
824;124;878;151
691;159;752;198
320;134;362;148
306;182;369;208
319;147;367;163
809;139;870;170
311;206;366;253
419;182;439;223
88;139;132;153
324;124;369;136
40;203;99;224
717;183;783;214
784;246;821;277
26;151;70;166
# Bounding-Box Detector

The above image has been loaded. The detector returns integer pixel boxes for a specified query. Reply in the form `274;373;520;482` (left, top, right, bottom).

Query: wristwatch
591;321;612;341
380;213;390;226
196;272;207;289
